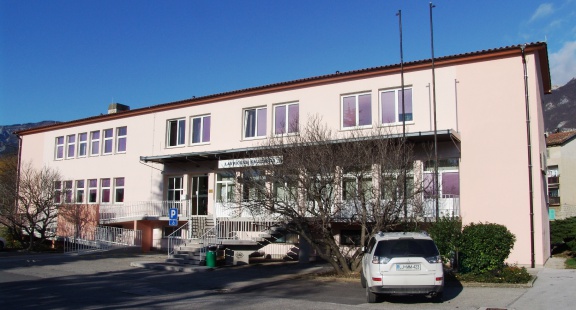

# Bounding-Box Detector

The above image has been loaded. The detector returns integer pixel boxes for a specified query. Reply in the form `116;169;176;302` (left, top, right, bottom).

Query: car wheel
360;271;366;288
366;286;379;303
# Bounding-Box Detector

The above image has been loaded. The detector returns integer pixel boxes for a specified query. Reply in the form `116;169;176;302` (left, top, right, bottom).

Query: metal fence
63;226;142;254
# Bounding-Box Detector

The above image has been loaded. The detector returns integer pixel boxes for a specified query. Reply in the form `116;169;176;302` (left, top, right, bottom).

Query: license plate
396;264;421;271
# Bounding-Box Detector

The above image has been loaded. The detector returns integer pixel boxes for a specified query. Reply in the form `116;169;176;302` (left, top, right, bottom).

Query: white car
361;231;444;303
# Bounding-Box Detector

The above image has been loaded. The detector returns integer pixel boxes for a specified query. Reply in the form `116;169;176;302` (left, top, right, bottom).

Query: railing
548;176;560;184
549;196;561;205
63;226;142;254
167;222;189;257
99;200;191;223
423;195;460;218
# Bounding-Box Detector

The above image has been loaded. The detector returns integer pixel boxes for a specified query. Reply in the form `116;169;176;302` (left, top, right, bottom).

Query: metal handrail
167;222;189;257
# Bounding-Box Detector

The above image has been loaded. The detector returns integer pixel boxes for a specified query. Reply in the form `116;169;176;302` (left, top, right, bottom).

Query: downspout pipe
520;44;536;268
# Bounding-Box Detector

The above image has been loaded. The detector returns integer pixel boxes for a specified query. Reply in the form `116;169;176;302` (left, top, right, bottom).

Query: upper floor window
101;178;111;203
114;177;125;203
88;179;98;203
78;133;87;157
64;180;73;203
342;93;372;128
274;103;299;135
116;126;127;153
90;131;100;156
55;136;64;160
168;119;186;147
103;129;113;155
167;176;183;201
66;135;76;159
380;88;413;124
75;180;85;203
191;115;211;144
54;181;62;203
244;107;267;139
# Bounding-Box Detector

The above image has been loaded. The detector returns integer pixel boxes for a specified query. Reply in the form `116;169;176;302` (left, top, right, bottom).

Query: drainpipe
521;44;536;268
15;133;23;212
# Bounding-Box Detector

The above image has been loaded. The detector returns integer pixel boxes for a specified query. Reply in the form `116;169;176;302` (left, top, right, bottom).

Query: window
103;129;113;154
88;179;98;203
341;93;371;128
163;226;178;237
101;178;111;203
54;181;62;204
343;176;373;201
216;173;235;203
191;115;211;144
168;119;186;147
244;107;267;138
114;177;125;203
167;177;183;202
423;159;459;199
380;88;413;124
64;180;73;203
66;135;76;159
340;230;362;246
75;180;85;203
116;127;127;153
78;133;87;157
55;136;64;160
90;131;100;156
274;103;299;135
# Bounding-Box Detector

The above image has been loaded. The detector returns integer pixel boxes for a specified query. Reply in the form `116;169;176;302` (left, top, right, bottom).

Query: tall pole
429;2;439;221
397;10;407;218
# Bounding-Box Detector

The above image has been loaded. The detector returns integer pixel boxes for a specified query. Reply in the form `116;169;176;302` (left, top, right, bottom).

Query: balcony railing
99;200;192;223
548;176;560;184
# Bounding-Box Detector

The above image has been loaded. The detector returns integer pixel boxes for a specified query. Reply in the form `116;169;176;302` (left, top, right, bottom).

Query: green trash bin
206;246;217;267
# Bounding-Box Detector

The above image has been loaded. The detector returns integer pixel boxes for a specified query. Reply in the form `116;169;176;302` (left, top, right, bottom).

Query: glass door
191;176;208;215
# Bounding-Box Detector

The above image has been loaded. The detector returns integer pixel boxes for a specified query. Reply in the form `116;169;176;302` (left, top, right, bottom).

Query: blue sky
1;0;575;125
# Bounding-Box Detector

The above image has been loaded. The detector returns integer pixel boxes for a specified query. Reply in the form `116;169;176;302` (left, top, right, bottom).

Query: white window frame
102;128;114;155
379;87;414;125
341;92;372;129
190;115;211;145
88;179;98;204
114;177;125;203
55;136;64;160
116;127;127;153
273;102;299;136
243;107;267;139
100;178;111;204
90;131;100;156
75;180;85;204
78;132;88;158
167;118;186;147
66;134;76;159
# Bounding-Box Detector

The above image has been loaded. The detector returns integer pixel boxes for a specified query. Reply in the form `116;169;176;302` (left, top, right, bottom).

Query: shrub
458;222;516;274
550;216;576;253
428;216;462;264
455;264;531;283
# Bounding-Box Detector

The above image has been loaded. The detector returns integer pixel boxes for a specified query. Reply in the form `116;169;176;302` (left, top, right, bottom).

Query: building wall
18;47;550;265
548;137;576;219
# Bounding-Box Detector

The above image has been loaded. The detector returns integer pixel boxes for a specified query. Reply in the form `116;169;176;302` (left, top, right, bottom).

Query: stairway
167;223;287;266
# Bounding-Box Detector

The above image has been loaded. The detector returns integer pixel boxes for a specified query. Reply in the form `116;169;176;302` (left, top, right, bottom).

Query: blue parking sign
169;208;178;220
169;219;178;226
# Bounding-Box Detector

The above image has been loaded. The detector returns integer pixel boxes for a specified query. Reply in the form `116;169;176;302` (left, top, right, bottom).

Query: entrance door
191;176;208;215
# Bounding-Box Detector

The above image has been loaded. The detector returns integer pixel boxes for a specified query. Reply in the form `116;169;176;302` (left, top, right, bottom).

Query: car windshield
374;238;439;258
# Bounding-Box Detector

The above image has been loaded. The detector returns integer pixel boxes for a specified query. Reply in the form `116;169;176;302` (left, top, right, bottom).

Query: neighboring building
546;130;576;220
16;42;552;266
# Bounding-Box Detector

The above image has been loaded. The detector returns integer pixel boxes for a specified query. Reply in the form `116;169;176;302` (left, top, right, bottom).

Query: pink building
17;43;551;266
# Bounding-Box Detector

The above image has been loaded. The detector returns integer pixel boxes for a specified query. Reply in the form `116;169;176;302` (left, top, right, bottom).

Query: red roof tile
546;130;576;146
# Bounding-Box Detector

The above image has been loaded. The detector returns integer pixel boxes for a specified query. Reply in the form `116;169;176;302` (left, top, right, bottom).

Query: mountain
543;78;576;132
0;121;59;156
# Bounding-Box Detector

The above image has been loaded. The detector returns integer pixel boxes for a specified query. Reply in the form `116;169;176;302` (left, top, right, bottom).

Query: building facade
17;43;552;266
546;130;576;220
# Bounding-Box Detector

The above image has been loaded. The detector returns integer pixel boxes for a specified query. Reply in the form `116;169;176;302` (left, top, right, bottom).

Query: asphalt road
0;251;575;309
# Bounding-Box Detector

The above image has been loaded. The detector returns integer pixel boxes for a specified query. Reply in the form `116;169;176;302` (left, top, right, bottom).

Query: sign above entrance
218;156;282;169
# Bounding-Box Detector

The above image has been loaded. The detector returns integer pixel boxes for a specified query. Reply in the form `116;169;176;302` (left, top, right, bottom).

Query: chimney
108;103;130;114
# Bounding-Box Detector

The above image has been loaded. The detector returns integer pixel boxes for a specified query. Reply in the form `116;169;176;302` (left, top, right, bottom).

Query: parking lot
0;251;575;309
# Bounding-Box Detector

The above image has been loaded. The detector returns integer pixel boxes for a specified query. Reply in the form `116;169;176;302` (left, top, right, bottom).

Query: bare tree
0;155;22;243
228;116;427;275
4;162;64;250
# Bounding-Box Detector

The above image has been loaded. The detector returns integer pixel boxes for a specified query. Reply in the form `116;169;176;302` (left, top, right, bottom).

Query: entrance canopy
140;129;461;164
